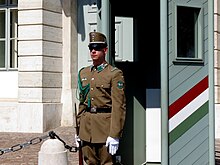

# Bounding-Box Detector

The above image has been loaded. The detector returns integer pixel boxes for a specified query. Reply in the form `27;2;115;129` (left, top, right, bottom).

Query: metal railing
0;131;78;156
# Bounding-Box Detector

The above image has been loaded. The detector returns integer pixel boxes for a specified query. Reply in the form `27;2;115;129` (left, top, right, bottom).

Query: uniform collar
90;63;108;72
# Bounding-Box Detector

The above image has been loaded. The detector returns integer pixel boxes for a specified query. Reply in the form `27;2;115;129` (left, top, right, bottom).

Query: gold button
91;78;94;80
91;88;94;90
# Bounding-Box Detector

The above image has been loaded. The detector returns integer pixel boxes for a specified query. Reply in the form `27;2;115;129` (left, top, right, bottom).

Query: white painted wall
214;0;220;139
146;89;161;163
0;71;18;99
215;105;220;138
146;108;161;162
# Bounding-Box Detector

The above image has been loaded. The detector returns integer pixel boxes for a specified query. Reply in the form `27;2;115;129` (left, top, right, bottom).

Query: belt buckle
90;107;97;113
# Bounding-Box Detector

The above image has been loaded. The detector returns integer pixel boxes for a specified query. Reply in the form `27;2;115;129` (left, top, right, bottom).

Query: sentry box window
174;6;203;63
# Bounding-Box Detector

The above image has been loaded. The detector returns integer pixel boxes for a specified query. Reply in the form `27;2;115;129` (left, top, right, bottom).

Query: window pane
0;0;6;5
10;9;17;38
177;6;200;58
0;10;5;38
0;0;18;70
10;39;17;68
9;0;17;5
0;41;5;67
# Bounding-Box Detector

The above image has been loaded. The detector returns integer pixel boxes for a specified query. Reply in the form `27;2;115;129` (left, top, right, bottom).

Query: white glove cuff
105;136;119;155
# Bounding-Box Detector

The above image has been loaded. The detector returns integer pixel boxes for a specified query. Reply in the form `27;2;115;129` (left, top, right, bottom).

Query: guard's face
88;43;106;51
88;43;108;62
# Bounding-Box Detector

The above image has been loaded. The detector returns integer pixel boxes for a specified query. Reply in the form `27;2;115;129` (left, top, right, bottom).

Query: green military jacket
77;63;126;143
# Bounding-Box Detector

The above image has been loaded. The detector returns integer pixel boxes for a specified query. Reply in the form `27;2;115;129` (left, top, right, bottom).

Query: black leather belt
86;107;111;113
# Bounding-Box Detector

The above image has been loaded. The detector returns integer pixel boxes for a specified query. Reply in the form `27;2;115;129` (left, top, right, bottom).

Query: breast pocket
96;81;111;97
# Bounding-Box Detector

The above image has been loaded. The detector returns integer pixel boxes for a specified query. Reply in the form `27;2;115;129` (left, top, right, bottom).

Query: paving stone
1;127;220;164
0;126;78;165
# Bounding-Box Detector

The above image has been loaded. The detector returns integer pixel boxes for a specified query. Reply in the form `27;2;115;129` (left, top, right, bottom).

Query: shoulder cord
76;68;91;108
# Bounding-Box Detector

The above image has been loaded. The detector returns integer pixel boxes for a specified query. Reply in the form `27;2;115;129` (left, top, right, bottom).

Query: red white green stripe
168;76;209;144
169;88;208;132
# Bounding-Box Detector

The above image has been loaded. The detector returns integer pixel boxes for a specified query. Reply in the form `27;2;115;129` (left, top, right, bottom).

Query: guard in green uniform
76;31;126;165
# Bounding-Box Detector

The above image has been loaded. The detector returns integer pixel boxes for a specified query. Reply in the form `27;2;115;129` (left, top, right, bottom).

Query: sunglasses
88;44;106;51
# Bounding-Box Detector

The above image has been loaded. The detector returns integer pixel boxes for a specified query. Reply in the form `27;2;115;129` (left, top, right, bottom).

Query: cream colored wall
17;0;63;133
0;72;18;99
214;0;220;138
0;0;78;133
61;0;78;126
0;72;18;132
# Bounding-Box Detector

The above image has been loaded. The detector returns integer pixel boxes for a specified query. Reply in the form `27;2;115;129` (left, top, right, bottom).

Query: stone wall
17;0;63;133
214;0;220;138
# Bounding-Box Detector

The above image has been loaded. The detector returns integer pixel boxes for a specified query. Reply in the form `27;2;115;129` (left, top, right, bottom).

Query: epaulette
77;67;90;103
111;67;118;72
79;67;85;73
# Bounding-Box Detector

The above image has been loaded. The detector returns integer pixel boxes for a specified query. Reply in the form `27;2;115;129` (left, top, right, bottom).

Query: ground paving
0;126;78;165
1;126;220;165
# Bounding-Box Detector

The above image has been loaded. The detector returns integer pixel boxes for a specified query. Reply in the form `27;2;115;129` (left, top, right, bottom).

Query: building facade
0;0;217;164
0;0;78;133
215;0;220;138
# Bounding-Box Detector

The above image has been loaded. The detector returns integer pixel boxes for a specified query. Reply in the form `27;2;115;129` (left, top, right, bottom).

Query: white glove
74;134;81;148
105;136;119;155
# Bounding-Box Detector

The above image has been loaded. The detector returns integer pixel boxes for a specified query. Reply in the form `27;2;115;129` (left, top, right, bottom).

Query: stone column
215;0;220;138
17;0;63;133
60;0;78;126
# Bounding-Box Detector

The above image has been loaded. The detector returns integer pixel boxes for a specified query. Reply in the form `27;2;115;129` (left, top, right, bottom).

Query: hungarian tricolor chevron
168;76;209;145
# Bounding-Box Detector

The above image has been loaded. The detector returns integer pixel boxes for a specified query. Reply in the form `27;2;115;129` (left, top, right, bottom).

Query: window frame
173;4;204;64
0;0;18;71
